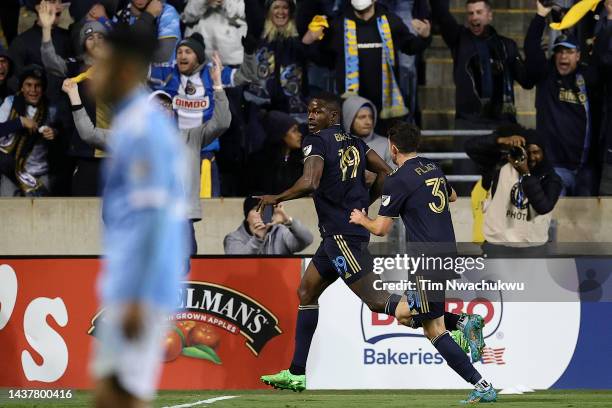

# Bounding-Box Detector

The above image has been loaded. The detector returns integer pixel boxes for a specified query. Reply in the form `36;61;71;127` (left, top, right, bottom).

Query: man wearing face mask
302;0;432;127
429;0;530;127
465;124;563;244
524;1;605;196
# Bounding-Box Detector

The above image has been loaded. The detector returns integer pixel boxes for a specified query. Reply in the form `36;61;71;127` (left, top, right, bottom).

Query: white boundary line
162;395;238;408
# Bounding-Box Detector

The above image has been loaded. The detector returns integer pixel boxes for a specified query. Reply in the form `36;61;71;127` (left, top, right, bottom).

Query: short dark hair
310;91;342;115
388;122;421;154
466;0;492;7
106;22;158;65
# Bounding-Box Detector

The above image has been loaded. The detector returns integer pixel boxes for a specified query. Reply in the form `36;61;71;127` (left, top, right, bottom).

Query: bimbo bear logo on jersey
360;296;503;344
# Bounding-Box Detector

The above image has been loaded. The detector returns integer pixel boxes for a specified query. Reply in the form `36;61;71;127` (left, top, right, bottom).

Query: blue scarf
343;15;408;119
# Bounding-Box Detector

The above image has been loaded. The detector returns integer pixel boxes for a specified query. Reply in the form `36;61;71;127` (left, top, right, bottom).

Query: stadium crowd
0;0;611;201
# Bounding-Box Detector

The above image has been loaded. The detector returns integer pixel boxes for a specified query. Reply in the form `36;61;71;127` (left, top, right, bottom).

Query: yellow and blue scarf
342;15;408;119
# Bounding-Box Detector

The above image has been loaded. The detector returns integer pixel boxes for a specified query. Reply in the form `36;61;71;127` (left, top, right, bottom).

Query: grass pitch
2;389;612;407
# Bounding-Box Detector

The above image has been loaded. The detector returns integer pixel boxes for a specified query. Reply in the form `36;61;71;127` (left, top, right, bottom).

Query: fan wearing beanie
246;110;304;195
152;31;258;131
39;0;111;196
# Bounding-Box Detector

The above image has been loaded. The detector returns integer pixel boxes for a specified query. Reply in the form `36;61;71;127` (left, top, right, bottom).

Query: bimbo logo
360;297;503;344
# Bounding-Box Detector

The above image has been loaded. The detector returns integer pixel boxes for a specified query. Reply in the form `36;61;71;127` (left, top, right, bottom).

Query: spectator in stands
596;0;612;194
182;0;247;66
0;65;58;196
153;33;257;119
224;196;313;254
69;0;116;23
378;0;430;117
63;61;231;253
0;47;12;104
8;0;74;101
246;110;303;195
429;0;529;128
114;0;181;66
465;124;562;244
244;0;310;116
342;95;394;168
301;0;432;129
40;2;109;196
524;2;603;196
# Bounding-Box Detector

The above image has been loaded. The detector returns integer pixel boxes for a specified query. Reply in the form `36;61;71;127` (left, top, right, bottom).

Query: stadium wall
1;198;612;255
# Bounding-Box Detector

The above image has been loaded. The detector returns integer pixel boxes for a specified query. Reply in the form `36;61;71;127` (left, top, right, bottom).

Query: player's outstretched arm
256;156;324;211
349;209;393;237
365;149;392;205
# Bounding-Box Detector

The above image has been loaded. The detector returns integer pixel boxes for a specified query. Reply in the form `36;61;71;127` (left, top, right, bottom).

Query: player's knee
422;317;446;340
364;299;386;314
297;285;318;305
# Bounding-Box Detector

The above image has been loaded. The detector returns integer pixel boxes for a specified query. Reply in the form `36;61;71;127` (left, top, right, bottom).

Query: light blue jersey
99;88;188;310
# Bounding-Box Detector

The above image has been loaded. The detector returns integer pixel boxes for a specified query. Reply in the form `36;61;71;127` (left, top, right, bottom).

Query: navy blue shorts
405;274;445;323
311;235;370;285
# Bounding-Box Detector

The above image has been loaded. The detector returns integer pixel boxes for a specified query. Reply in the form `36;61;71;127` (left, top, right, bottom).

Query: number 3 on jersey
338;146;360;181
425;177;448;213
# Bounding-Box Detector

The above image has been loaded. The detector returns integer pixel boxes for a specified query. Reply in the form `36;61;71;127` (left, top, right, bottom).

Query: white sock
475;378;491;392
456;314;468;331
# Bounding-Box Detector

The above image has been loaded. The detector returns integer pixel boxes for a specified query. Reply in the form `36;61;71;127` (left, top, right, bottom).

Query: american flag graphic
481;347;506;365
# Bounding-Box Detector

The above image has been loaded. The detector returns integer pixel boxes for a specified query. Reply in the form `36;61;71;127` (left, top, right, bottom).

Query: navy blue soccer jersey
378;157;456;243
302;124;371;240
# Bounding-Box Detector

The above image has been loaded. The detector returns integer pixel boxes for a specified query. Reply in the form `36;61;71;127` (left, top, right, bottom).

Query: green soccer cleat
260;369;306;392
461;386;497;404
462;313;485;362
451;330;470;354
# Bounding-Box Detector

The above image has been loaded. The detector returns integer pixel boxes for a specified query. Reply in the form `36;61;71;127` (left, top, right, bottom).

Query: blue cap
553;34;579;51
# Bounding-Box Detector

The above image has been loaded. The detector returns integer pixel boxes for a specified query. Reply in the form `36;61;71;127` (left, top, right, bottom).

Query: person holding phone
223;196;313;255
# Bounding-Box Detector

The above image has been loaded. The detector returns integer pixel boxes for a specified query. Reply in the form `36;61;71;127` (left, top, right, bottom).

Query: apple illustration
163;329;183;362
176;320;197;344
187;324;220;349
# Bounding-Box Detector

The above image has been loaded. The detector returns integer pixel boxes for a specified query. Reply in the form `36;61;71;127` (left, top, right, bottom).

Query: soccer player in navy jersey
350;122;497;403
257;93;396;391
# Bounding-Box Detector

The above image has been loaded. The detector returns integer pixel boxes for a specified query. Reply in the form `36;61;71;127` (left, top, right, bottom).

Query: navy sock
432;331;482;384
444;312;461;331
289;305;319;375
409;312;462;330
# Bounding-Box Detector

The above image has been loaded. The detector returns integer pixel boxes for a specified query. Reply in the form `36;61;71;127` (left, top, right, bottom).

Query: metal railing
418;129;494;183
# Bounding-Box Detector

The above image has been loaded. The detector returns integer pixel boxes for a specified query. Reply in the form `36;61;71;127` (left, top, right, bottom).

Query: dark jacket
8;24;74;102
431;0;528;124
244;0;310;113
246;145;303;195
302;3;431;114
523;14;603;170
465;132;562;215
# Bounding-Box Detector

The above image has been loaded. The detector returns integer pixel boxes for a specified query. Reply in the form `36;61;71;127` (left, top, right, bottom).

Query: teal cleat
462;313;485;362
461;386;497;404
260;369;306;392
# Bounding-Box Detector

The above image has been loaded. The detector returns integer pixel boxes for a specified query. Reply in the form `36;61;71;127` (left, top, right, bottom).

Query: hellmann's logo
88;281;282;356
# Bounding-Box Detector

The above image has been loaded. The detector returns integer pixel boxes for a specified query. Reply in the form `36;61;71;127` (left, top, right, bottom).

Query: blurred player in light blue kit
89;23;188;408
